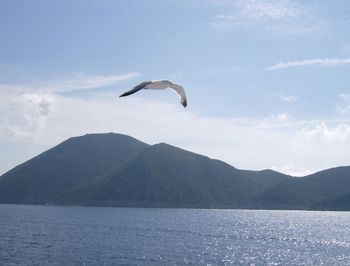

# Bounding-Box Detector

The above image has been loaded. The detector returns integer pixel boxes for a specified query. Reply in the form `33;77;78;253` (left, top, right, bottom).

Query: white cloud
48;72;140;93
2;89;350;177
296;123;350;143
18;93;56;135
337;93;350;115
0;91;56;136
10;95;294;174
0;72;140;93
234;0;303;21
274;93;298;103
1;73;350;176
211;0;322;36
256;113;291;128
212;0;303;21
339;94;350;101
267;58;350;70
0;72;140;137
287;122;350;174
277;113;289;123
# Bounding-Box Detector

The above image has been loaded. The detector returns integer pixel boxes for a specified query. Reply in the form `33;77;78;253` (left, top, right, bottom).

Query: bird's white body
120;80;187;107
144;80;170;90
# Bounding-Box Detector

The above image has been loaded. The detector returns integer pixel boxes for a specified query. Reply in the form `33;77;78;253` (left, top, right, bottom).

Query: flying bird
119;80;187;108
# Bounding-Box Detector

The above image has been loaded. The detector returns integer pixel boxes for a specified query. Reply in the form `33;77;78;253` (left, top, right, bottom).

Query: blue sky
1;0;350;176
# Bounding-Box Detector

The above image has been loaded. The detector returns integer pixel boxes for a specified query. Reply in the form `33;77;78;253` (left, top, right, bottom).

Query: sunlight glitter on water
0;205;350;265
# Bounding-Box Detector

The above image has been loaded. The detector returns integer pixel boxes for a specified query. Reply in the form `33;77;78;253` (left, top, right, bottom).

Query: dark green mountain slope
255;166;350;209
238;169;292;193
54;143;266;208
312;192;350;211
0;133;148;203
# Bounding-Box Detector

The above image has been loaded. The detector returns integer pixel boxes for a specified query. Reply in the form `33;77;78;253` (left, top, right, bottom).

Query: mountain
0;133;349;210
0;133;148;204
312;192;350;211
254;166;350;210
54;143;268;208
238;169;292;192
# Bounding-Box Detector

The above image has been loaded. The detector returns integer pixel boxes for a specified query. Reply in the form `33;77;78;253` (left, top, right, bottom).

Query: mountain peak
0;132;149;204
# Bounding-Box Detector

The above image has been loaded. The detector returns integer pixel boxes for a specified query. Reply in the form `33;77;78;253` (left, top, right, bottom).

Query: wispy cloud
267;58;350;70
228;0;303;21
337;93;350;115
296;123;350;143
0;72;140;93
276;113;289;123
256;112;291;127
339;93;350;102
211;0;322;36
49;72;140;93
274;93;298;102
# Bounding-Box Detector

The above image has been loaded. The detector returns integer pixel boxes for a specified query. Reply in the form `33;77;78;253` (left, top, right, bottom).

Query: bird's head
180;97;187;108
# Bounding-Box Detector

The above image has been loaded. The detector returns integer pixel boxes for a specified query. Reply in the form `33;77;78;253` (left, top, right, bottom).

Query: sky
1;0;350;176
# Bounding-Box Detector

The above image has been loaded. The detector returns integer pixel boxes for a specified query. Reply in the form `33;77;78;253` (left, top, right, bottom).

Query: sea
0;204;349;265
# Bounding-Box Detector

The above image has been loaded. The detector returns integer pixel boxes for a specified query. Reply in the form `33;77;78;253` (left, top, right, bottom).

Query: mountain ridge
0;133;349;210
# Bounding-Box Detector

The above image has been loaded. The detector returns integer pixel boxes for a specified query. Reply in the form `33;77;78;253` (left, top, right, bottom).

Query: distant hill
0;133;349;210
237;169;292;193
254;166;350;210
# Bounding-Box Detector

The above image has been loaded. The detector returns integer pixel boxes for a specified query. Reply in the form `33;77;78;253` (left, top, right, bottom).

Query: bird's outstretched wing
119;81;152;97
168;83;187;107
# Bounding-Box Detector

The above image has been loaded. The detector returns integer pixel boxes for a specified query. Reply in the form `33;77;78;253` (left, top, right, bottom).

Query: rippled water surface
0;204;350;265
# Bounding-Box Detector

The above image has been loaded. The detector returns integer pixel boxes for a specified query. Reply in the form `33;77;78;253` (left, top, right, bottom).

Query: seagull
119;80;187;108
